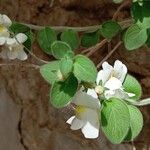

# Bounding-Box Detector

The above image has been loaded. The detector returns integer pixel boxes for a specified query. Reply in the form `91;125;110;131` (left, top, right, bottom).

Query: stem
22;19;132;32
113;0;131;20
125;98;150;106
97;41;122;68
86;39;108;57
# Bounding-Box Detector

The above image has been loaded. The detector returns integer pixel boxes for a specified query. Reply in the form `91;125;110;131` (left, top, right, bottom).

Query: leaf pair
38;27;80;55
101;98;143;144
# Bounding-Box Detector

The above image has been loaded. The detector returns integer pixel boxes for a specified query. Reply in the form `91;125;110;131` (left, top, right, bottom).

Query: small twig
85;39;108;57
97;41;122;69
125;98;150;106
0;63;40;69
113;0;131;20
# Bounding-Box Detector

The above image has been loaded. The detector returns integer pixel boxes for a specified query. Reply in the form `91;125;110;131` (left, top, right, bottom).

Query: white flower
96;60;135;99
0;33;28;60
0;14;12;45
66;90;100;139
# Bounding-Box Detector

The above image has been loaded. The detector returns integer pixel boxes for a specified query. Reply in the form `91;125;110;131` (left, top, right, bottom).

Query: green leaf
9;22;30;34
38;27;57;54
9;22;34;50
50;74;78;108
124;24;147;50
51;41;74;59
40;61;60;84
81;30;100;48
146;28;150;47
100;20;121;40
124;105;143;141
101;98;130;144
23;30;34;50
73;55;97;83
131;2;143;22
123;74;142;100
60;58;73;78
61;29;80;50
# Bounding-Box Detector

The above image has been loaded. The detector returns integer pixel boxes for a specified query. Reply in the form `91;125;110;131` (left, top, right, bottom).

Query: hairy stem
22;19;132;32
125;98;150;106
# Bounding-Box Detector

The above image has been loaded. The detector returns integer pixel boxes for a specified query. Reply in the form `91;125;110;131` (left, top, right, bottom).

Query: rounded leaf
38;27;57;54
101;98;130;144
61;29;80;50
124;24;147;50
100;20;121;40
40;61;60;84
51;41;73;59
60;58;73;77
50;74;78;108
123;74;142;100
73;55;97;83
125;105;143;141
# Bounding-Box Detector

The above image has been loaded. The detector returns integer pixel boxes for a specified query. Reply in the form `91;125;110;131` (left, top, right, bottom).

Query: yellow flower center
75;106;86;118
0;25;5;32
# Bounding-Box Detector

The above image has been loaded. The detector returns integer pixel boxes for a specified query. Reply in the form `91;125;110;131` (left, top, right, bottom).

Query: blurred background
0;0;150;149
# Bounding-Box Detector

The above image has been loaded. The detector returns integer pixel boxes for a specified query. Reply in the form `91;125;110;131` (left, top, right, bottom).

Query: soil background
0;0;150;150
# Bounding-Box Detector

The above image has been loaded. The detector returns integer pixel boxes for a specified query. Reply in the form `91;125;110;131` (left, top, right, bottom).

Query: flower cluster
0;14;28;60
67;60;135;139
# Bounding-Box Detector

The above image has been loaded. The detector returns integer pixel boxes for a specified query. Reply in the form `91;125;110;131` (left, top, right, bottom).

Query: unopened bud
95;85;104;95
57;70;64;81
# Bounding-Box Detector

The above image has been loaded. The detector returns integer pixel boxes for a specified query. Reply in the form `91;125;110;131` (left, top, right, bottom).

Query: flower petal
6;38;16;45
87;89;98;99
70;117;85;130
17;48;27;60
81;122;99;139
96;62;113;85
2;14;12;27
0;37;6;45
7;49;18;60
16;33;27;43
66;116;75;124
72;90;100;109
104;77;122;90
114;60;127;83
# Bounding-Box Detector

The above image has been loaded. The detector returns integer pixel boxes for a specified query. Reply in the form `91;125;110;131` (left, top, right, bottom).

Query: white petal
6;38;16;45
66;116;75;124
114;60;127;83
80;108;99;125
7;50;18;60
2;14;12;27
96;62;113;85
0;37;6;45
87;89;98;99
104;77;122;90
72;90;100;109
127;92;135;97
81;122;99;139
70;118;85;130
16;33;27;43
17;48;27;60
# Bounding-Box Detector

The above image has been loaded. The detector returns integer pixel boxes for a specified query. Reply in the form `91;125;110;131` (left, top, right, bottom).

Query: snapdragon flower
0;33;28;60
67;89;100;139
0;14;12;45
